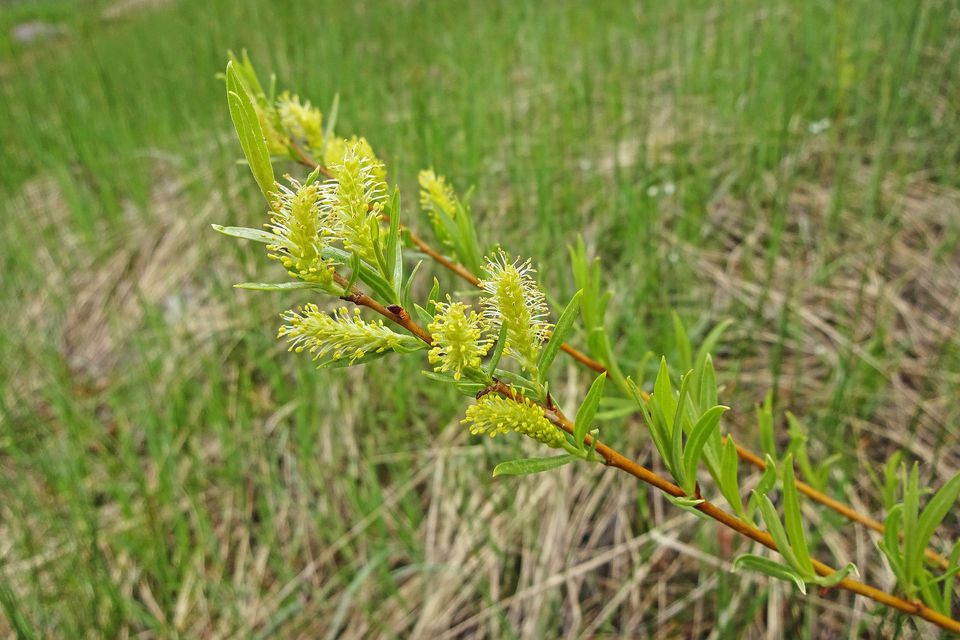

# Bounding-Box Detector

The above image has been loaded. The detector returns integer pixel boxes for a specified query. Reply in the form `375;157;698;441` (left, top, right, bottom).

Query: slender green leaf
913;472;960;576
669;374;691;487
574;372;606;450
492;455;577;477
484;323;509;379
880;504;905;582
654;357;676;427
720;435;744;515
944;539;960;618
682;405;728;495
781;455;814;575
234;281;321;291
755;492;803;574
212;224;278;244
537;290;583;379
226;62;274;199
902;463;920;591
733;555;807;594
385;188;403;293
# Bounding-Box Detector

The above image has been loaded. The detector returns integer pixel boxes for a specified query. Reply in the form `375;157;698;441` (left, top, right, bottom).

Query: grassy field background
1;0;959;637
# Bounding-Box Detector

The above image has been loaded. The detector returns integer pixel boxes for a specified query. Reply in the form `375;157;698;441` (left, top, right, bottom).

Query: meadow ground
1;0;959;637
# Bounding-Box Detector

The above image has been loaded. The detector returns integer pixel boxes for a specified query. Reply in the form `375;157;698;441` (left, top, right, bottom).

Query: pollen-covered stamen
319;143;387;264
266;177;335;285
428;299;493;380
462;394;565;448
278;305;422;365
478;250;552;371
324;136;388;193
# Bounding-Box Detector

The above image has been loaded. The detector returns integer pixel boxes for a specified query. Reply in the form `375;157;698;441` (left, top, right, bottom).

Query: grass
1;0;959;636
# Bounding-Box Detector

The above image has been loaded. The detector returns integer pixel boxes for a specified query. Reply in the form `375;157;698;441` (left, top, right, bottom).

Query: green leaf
669;373;691;487
811;562;859;589
672;311;693;372
484;323;509;379
427;277;441;311
537;290;583;379
944;539;960;618
630;378;671;474
882;451;903;510
574;373;606;451
234;281;321;291
733;555;807;594
453;199;483;276
653;357;676;427
720;435;744;515
879;504;905;583
682;405;729;495
401;260;423;312
212;224;278;244
492;455;577;477
781;455;815;576
913;471;960;575
385;188;403;294
902;463;920;591
226;62;275;200
755;492;804;574
698;355;718;419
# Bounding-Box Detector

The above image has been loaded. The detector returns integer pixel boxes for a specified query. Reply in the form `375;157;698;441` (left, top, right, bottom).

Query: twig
328;253;960;633
293;144;950;570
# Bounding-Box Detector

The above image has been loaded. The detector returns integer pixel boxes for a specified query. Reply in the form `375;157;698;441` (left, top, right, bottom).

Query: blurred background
1;0;959;637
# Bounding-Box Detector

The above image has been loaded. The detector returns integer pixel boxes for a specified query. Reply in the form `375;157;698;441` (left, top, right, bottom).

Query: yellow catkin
427;300;492;380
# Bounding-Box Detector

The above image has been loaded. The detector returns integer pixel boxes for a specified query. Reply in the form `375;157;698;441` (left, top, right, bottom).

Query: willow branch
292;143;949;570
485;382;960;634
329;253;959;632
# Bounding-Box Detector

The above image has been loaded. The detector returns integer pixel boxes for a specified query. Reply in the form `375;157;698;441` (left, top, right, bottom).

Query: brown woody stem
293;144;956;628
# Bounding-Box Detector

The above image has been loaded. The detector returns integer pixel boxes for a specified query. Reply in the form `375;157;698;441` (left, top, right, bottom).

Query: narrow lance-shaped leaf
574;372;606;451
234;282;324;291
385;187;403;295
630;378;672;473
212;224;279;244
226;62;275;200
755;491;804;574
484;322;508;379
681;405;729;495
912;471;960;579
879;504;905;583
733;555;807;594
669;373;692;488
720;435;744;515
537;290;583;379
781;454;815;576
902;463;920;592
654;357;677;427
492;455;577;477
